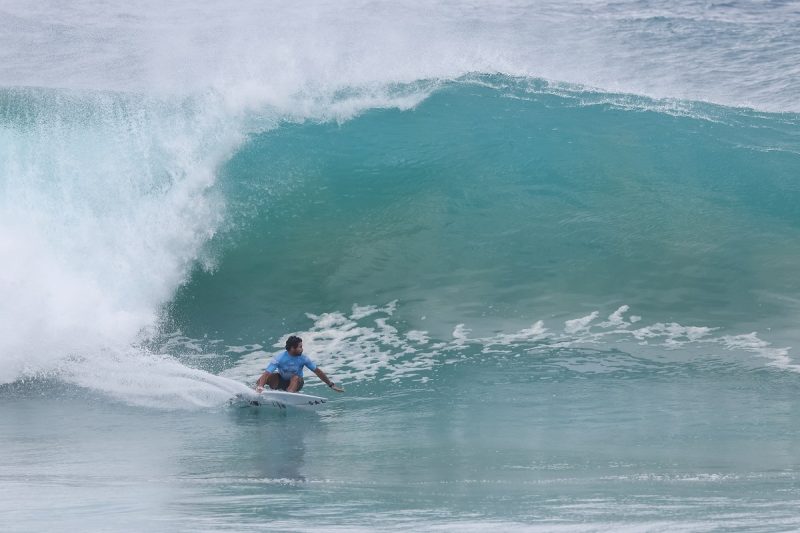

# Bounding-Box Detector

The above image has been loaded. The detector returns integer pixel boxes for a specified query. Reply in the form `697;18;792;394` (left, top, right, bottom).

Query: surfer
255;336;344;393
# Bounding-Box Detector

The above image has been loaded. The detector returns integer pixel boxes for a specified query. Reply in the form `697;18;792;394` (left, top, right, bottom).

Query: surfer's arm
312;367;344;393
255;372;270;392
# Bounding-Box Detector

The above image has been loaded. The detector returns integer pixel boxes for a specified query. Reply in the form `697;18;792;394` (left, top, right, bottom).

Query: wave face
173;77;800;387
8;80;793;399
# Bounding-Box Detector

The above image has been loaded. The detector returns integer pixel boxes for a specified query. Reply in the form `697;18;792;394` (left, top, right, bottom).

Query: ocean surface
2;1;800;531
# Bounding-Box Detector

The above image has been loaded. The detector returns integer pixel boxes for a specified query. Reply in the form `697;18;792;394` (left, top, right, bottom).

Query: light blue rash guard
266;351;317;380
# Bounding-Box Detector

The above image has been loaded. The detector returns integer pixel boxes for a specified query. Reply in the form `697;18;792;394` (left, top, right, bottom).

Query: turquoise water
2;1;800;531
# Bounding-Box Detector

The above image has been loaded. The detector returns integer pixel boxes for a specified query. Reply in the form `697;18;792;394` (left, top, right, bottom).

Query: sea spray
0;88;241;384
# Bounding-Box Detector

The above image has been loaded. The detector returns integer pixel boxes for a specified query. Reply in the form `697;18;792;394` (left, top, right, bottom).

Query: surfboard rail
230;390;329;409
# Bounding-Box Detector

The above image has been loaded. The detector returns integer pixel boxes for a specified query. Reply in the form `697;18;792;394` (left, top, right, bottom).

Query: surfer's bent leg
265;373;282;390
287;375;304;393
256;371;274;391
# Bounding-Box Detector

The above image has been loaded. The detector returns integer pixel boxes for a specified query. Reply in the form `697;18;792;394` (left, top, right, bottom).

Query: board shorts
275;374;304;391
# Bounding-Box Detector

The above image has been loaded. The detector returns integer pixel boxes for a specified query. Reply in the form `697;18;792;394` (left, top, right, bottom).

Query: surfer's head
285;335;303;356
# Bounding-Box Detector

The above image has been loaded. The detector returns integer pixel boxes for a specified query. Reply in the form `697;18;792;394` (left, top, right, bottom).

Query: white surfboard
231;390;329;409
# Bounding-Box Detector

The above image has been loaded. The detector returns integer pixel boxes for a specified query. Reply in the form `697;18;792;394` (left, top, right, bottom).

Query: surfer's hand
256;386;264;393
331;385;345;393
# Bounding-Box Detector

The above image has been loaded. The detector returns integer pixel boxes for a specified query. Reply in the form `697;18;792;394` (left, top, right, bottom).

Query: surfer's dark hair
285;336;303;351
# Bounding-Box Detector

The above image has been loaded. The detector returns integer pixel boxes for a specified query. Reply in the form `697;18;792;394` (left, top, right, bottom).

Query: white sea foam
0;90;239;385
223;303;431;387
221;303;797;394
564;312;599;334
59;347;253;408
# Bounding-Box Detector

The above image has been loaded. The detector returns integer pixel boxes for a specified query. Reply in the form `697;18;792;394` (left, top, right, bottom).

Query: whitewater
2;1;800;531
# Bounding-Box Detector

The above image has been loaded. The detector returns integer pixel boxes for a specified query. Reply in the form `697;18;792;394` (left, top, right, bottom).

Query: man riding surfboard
255;336;345;393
